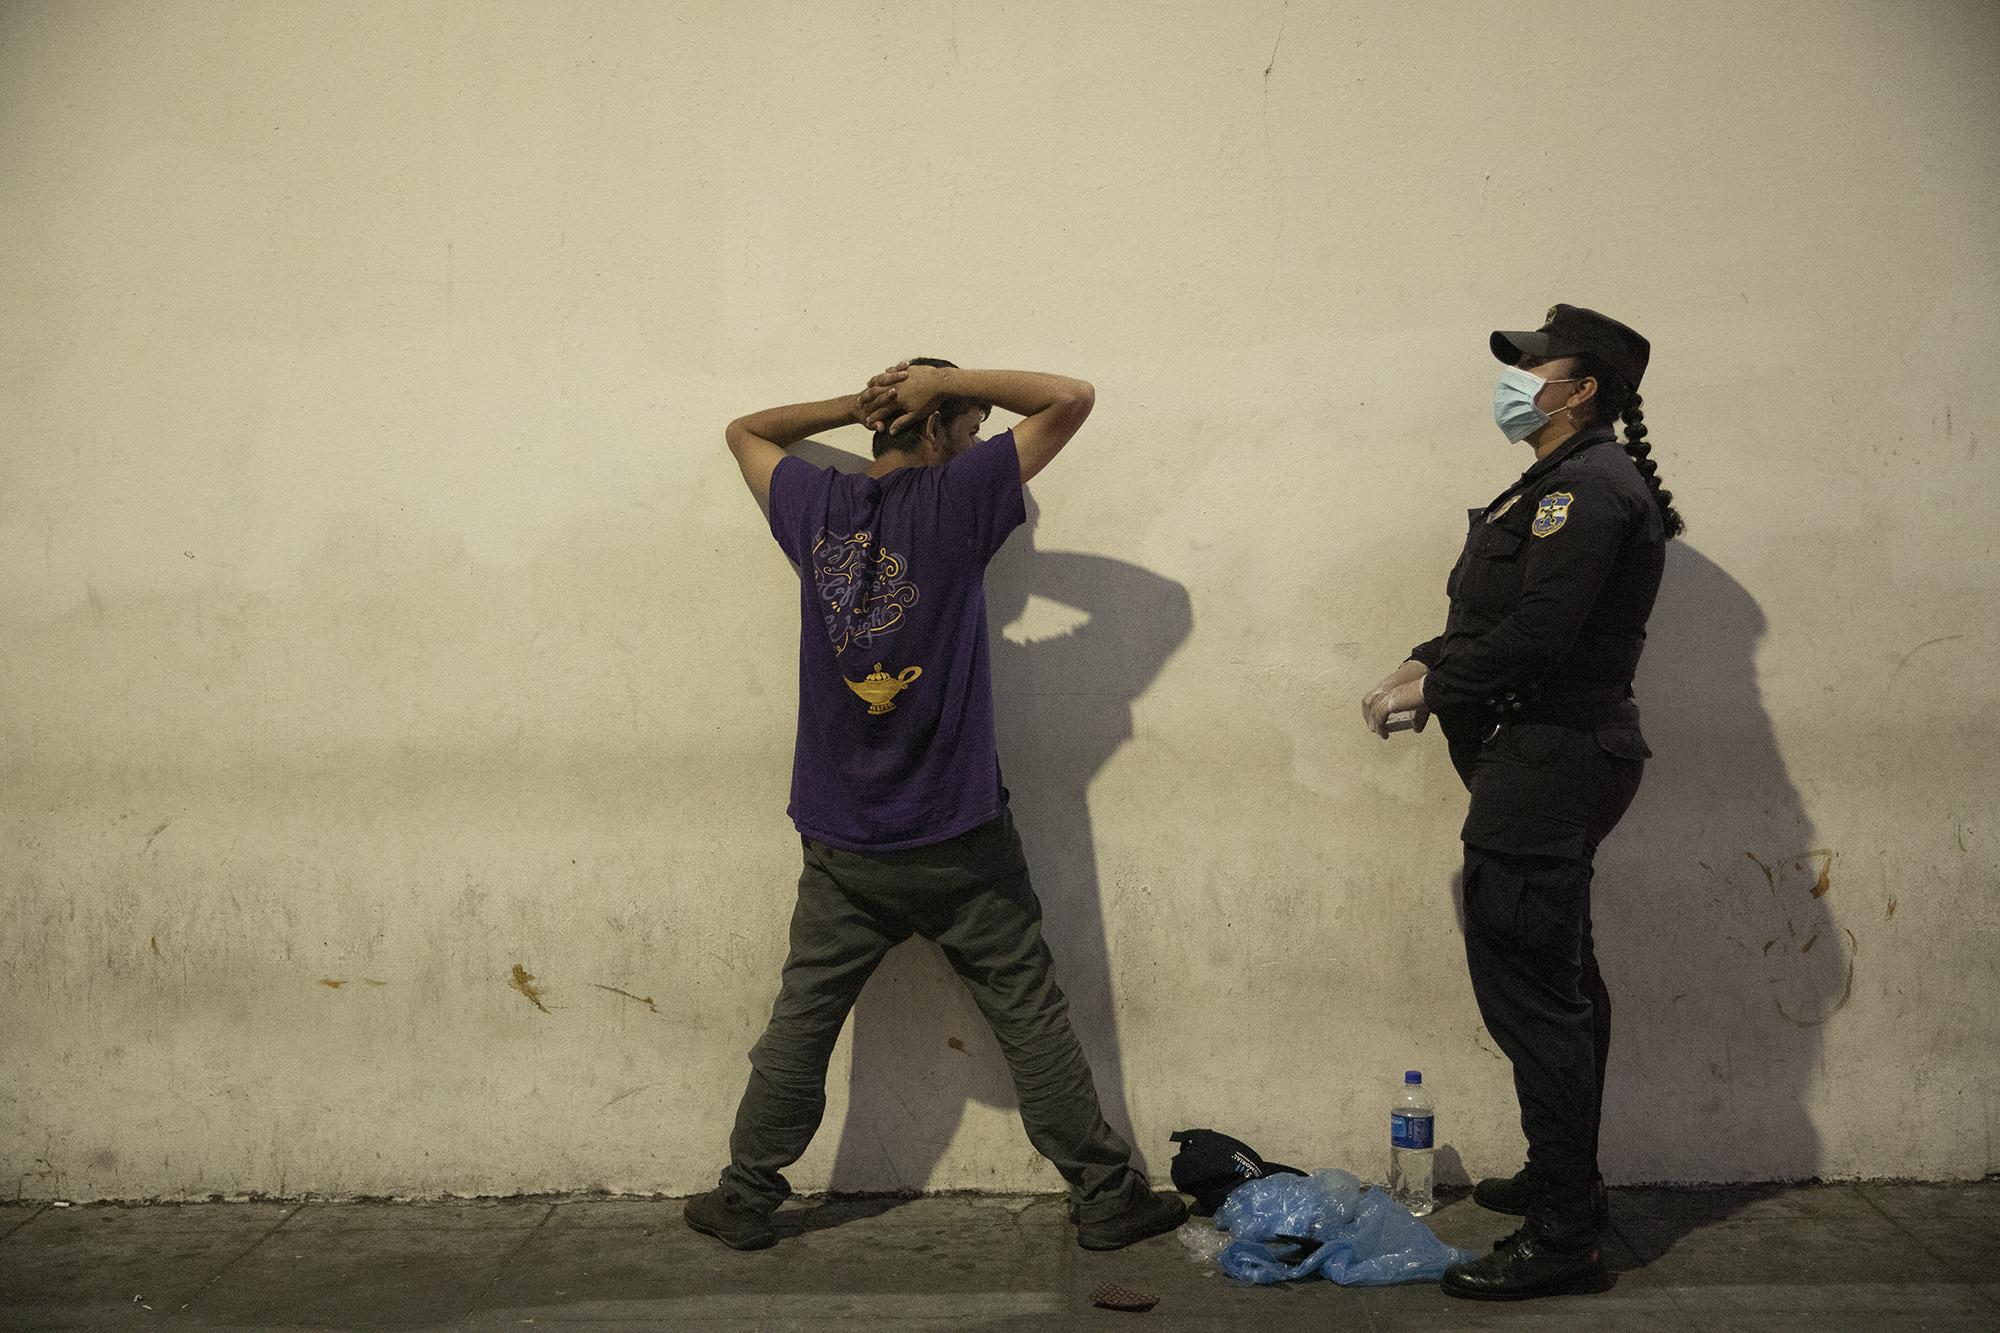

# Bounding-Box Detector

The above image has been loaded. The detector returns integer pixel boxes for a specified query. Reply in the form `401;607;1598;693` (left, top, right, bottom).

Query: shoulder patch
1530;491;1573;538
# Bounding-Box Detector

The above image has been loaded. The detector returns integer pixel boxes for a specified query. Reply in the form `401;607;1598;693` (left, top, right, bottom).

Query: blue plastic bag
1212;1168;1475;1286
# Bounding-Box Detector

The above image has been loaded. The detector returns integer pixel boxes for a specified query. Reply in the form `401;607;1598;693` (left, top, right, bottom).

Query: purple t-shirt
765;431;1028;851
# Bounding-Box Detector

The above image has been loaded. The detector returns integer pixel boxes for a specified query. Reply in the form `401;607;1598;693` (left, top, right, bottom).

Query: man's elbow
724;419;750;455
1057;381;1095;430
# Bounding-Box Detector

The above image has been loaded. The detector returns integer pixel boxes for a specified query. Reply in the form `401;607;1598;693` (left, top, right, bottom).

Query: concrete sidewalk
2;1181;1995;1330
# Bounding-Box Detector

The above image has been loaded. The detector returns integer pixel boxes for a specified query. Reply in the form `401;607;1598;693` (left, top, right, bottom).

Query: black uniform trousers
1447;714;1645;1241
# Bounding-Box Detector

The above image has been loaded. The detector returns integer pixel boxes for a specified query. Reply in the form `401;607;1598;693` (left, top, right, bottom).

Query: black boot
1472;1167;1609;1230
1443;1226;1610;1300
1471;1167;1535;1214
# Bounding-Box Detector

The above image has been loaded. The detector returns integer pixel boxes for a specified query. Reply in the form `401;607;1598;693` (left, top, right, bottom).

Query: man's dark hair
872;357;990;459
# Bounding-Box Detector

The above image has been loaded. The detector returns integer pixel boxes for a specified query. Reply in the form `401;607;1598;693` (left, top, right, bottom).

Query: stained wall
3;0;1996;1199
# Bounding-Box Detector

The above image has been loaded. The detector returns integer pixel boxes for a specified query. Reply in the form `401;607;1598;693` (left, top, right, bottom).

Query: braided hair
1572;353;1685;540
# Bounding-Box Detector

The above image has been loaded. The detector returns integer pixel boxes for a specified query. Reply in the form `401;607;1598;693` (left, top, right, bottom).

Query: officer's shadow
1581;542;1849;1271
786;447;1192;1207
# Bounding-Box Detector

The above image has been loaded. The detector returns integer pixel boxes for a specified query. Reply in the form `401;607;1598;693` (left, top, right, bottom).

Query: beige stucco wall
4;0;1996;1201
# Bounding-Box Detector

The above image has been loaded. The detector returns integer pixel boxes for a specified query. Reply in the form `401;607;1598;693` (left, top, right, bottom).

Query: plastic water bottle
1389;1070;1435;1216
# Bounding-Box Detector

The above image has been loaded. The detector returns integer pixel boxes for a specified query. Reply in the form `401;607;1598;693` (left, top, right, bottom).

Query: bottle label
1391;1112;1434;1150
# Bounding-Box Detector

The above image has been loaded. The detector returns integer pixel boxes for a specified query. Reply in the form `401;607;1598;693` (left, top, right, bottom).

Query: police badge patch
1530;491;1573;538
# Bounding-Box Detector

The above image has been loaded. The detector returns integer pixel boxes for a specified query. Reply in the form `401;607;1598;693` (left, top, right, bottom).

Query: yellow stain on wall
510;964;550;1014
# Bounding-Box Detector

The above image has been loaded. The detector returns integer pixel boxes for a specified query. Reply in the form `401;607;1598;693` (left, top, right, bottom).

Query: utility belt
1455;683;1638;731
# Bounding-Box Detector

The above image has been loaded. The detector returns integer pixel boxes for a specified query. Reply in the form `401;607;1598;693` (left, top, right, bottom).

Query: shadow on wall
1589;541;1850;1262
787;443;1193;1196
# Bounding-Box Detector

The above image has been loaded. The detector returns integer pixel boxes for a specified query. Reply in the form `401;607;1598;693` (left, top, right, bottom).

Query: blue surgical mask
1492;366;1580;443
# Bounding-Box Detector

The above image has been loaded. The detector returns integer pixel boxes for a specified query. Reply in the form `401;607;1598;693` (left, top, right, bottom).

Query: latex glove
1361;662;1430;739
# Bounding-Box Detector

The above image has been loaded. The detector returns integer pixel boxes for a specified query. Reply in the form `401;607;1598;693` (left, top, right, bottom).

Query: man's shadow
1583;543;1850;1269
788;446;1192;1201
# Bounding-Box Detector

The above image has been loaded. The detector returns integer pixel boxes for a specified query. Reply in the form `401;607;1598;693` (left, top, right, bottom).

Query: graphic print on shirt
811;528;923;715
846;663;923;714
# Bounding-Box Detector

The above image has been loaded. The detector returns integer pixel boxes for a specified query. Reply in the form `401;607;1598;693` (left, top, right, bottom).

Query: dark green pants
720;810;1146;1222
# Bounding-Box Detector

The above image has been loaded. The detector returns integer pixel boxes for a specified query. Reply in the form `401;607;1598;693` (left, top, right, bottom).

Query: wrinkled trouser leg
1462;843;1603;1240
922;816;1144;1223
720;843;905;1211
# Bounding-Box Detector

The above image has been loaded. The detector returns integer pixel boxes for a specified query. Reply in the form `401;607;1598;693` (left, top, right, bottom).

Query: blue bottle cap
1405;1070;1422;1083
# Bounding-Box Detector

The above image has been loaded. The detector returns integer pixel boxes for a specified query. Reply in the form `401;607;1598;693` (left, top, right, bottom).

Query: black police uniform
1407;422;1664;1242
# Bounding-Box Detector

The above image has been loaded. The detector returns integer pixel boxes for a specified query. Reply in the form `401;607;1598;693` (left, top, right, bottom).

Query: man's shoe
1472;1169;1610;1230
683;1188;777;1251
1443;1229;1610;1301
1076;1190;1189;1251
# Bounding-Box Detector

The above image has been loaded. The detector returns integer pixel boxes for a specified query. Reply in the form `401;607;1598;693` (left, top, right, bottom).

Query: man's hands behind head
857;361;948;436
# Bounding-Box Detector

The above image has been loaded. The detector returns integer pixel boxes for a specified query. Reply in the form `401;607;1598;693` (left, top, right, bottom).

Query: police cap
1491;304;1650;392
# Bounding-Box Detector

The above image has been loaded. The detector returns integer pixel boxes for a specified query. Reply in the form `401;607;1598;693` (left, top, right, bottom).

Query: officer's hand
1361;664;1430;739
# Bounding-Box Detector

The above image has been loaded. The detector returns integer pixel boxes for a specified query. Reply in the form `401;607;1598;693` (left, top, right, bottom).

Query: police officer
1361;305;1684;1301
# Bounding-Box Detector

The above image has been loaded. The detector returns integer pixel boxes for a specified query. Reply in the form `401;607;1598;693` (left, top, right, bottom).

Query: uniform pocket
1487;721;1568;767
1593;724;1652;760
1463;854;1526;941
1465;851;1588;955
1475;525;1525;560
1457;525;1526;607
1446;508;1483;600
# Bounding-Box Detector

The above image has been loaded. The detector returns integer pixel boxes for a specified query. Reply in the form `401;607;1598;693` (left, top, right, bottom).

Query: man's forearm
727;395;859;450
930;369;1091;418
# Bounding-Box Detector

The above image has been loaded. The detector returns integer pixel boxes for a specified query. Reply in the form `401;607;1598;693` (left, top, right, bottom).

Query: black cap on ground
1168;1128;1307;1216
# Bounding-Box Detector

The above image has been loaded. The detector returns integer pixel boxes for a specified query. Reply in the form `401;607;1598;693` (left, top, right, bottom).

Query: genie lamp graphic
846;663;922;715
